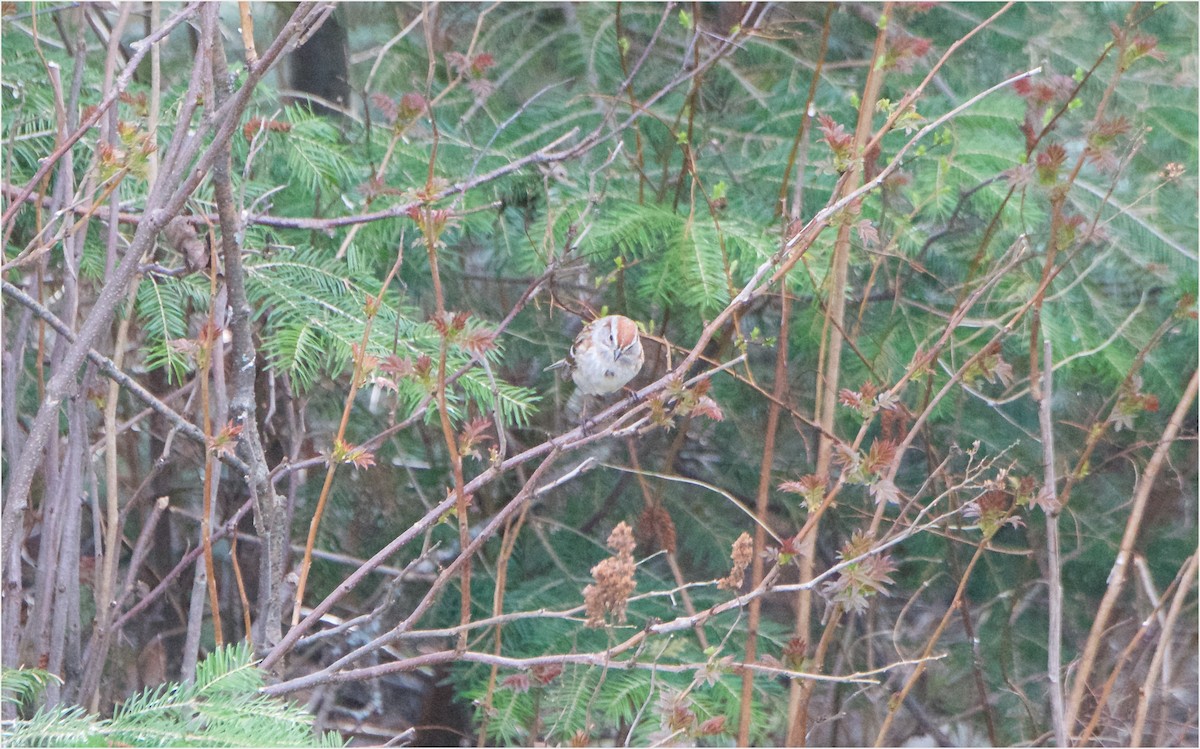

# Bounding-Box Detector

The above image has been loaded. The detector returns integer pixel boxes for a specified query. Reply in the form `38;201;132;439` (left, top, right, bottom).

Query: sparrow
546;314;645;396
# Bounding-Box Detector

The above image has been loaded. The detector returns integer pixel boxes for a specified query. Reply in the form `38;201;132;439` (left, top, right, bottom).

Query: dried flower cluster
583;522;637;627
717;532;753;591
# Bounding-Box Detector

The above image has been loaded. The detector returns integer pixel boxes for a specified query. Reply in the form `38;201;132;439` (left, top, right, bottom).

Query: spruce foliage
2;645;341;747
1;2;1195;746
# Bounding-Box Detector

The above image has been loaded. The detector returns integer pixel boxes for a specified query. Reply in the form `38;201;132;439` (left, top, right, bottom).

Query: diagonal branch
1;0;325;560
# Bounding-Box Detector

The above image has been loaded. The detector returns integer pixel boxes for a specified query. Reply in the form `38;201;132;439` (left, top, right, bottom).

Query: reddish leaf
501;673;531;693
369;93;398;124
532;663;562;685
379;355;415;378
699;716;727;735
208;421;244;459
692;395;724;421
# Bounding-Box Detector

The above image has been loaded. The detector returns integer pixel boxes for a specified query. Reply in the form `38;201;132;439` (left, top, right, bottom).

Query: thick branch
1;1;323;561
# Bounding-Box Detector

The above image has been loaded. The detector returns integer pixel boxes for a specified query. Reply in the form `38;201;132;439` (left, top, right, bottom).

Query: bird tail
565;389;587;423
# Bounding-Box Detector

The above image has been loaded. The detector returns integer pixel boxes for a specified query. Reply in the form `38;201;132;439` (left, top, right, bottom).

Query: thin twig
1130;553;1198;747
1040;338;1067;746
1064;368;1199;736
1075;551;1196;745
291;242;406;626
0;2;199;237
1;0;324;556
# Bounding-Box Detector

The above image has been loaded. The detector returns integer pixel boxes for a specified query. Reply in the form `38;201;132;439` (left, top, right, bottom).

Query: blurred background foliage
2;2;1196;745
